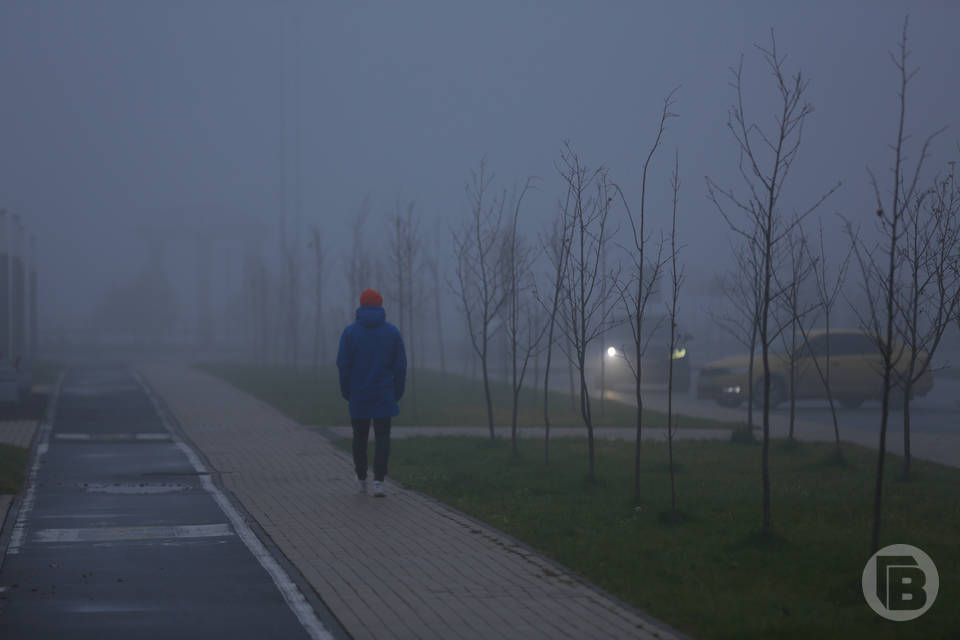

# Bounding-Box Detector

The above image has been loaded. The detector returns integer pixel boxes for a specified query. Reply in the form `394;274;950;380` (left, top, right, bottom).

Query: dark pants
351;417;391;482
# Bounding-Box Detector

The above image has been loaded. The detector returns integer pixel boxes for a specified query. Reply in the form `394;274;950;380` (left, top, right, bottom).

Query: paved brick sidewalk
139;364;687;640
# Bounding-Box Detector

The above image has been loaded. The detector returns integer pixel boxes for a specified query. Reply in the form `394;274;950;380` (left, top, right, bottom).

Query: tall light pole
29;235;37;359
12;215;25;365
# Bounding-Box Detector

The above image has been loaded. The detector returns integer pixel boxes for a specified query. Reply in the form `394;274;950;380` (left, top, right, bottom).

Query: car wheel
717;394;742;408
839;396;864;409
752;377;786;408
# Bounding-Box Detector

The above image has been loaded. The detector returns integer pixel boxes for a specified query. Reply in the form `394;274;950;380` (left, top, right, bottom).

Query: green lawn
341;436;959;640
197;362;736;430
0;443;28;494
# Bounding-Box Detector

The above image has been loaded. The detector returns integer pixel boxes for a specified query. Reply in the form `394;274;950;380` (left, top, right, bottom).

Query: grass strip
342;435;959;640
0;443;28;494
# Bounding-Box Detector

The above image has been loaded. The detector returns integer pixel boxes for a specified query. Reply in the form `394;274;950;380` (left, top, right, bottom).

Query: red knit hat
360;288;383;307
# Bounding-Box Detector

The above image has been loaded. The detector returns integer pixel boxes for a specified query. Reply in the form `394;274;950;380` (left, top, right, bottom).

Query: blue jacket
336;306;407;419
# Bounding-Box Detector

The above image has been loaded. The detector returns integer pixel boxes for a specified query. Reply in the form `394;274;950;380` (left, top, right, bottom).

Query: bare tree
847;17;944;553
555;143;619;482
345;196;374;309
895;161;960;478
243;251;270;362
307;227;328;373
615;88;676;502
711;234;762;425
388;200;423;416
796;218;852;459
706;32;839;536
453;158;508;440
665;150;685;514
500;178;543;455
566;334;577;411
774;228;816;441
538;203;575;465
424;237;447;375
279;215;302;365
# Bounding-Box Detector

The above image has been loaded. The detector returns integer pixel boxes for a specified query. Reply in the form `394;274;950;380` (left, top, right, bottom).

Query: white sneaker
357;478;368;494
373;480;385;497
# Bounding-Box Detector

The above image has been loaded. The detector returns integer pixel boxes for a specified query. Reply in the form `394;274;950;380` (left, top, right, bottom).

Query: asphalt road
672;373;960;435
0;366;336;640
771;375;960;435
607;373;960;466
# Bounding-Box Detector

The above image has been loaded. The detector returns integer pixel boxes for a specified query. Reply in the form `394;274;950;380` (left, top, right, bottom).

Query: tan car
697;329;933;408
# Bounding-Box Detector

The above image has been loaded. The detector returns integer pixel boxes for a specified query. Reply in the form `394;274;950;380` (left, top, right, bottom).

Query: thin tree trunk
873;369;891;554
668;345;677;512
543;321;555;465
430;254;447;375
761;200;774;537
579;363;595;481
511;327;519;455
872;29;908;555
903;383;912;479
633;336;643;502
789;305;797;440
824;312;842;457
482;332;495;440
747;320;757;429
434;293;446;374
313;314;321;374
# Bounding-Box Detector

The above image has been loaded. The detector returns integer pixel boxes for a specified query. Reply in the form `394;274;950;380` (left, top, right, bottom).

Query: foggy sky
1;1;958;337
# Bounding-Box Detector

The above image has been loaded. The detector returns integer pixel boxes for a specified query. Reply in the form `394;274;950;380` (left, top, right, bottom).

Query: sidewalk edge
134;367;351;640
311;427;697;640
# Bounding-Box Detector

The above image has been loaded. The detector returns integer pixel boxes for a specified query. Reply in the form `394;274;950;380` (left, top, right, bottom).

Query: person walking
336;288;407;497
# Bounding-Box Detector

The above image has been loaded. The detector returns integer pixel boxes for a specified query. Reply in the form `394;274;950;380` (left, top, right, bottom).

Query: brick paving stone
139;363;688;640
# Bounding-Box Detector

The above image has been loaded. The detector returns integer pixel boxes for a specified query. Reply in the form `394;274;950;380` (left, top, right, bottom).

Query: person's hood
356;305;386;328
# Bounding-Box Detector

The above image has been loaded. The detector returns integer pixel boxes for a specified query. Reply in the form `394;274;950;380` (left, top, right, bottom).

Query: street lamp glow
607;346;617;358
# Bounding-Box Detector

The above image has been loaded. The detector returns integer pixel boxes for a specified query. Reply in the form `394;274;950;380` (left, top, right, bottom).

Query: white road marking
34;513;125;519
65;603;157;613
83;482;190;494
53;433;171;442
55;433;91;441
34;523;233;543
135;371;334;640
7;375;63;555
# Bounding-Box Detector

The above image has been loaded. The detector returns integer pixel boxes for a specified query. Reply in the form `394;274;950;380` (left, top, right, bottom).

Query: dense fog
1;1;958;372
